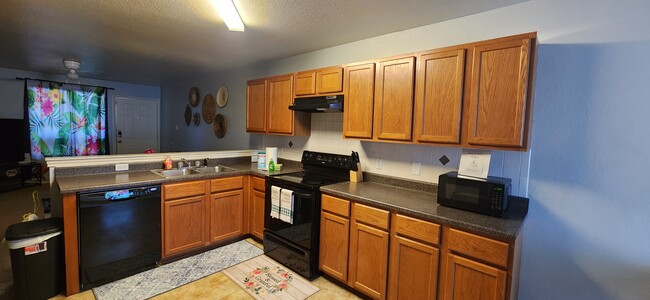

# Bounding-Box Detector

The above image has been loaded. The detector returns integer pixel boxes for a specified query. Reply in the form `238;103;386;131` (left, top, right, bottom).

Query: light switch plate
115;163;129;171
411;162;421;175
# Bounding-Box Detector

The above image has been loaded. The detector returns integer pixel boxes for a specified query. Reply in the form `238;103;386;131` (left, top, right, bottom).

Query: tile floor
51;239;361;300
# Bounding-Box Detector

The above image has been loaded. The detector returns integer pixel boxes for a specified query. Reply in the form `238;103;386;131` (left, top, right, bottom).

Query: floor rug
223;255;319;300
93;240;263;300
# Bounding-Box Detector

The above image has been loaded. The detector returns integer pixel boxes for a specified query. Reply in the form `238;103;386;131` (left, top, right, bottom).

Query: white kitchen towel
270;185;281;219
279;188;294;224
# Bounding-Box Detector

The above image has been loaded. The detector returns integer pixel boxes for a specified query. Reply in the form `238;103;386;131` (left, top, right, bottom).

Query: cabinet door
374;56;416;141
343;63;375;139
442;254;507;300
414;49;465;144
251;190;265;240
467;37;532;148
317;67;343;94
267;74;294;134
348;221;389;299
295;71;316;96
388;235;439;300
163;195;206;257
319;211;350;282
209;190;244;243
246;79;267;133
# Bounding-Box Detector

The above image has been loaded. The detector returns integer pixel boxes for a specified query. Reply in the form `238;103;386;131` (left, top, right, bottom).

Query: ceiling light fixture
212;0;245;32
63;59;80;80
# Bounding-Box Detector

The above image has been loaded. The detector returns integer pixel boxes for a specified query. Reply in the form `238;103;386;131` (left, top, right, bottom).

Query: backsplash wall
260;113;530;197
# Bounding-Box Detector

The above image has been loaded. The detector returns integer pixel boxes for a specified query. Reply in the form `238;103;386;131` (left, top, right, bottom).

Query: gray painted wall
0;67;161;153
160;0;650;298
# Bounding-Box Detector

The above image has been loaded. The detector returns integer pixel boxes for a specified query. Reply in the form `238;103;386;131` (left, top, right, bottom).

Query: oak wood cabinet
162;180;208;257
374;56;416;141
246;79;267;133
295;66;343;96
249;176;266;240
388;214;441;300
413;48;466;145
319;195;351;282
209;177;244;243
246;74;310;136
466;34;536;149
343;62;376;139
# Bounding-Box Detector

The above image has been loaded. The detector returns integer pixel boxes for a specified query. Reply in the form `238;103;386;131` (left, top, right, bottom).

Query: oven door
264;181;315;249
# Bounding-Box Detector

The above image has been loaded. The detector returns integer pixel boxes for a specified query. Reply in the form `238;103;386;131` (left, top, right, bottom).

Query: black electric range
263;150;355;280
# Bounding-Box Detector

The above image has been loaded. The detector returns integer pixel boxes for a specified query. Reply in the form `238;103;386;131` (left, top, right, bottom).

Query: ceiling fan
63;59;80;80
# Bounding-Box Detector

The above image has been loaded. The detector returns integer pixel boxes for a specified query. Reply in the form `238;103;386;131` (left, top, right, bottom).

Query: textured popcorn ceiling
0;0;525;85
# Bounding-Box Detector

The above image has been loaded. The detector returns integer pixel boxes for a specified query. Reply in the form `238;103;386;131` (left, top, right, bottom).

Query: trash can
5;218;64;300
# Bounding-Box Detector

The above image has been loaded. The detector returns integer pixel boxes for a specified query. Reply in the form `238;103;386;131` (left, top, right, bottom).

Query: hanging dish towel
280;188;294;224
270;185;281;219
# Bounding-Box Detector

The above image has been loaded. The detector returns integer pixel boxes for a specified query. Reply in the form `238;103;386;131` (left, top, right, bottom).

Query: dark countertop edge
57;164;301;194
320;184;528;242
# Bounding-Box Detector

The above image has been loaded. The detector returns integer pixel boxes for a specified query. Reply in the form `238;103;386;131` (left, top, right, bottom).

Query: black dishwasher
77;185;161;290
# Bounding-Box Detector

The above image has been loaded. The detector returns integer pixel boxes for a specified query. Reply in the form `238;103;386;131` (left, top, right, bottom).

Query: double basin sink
151;165;237;178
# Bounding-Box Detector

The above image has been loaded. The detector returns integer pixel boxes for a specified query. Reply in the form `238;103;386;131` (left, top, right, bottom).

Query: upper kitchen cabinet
294;66;344;97
246;74;310;136
466;33;537;150
343;62;376;139
413;48;466;145
246;79;267;133
373;56;416;141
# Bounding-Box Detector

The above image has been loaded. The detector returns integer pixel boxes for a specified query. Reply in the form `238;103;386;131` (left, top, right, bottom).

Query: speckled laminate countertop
320;181;528;241
57;162;301;193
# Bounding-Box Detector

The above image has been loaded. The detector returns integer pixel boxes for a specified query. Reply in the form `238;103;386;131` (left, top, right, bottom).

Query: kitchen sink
151;165;236;178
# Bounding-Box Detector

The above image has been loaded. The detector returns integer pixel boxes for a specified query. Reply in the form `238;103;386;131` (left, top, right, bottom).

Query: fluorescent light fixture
213;0;245;32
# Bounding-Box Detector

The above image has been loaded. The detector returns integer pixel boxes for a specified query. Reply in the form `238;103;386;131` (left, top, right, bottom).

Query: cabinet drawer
448;228;509;268
353;203;389;230
322;194;350;217
393;214;440;245
210;176;244;193
163;180;206;200
252;176;265;192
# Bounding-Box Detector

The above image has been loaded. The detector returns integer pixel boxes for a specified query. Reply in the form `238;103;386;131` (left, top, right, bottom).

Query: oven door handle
292;192;312;198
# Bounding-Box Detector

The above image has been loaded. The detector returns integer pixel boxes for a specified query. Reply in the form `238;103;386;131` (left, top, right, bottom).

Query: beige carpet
224;255;319;300
0;180;50;299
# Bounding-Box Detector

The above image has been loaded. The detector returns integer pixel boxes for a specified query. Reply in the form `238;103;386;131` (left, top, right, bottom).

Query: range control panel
302;150;354;170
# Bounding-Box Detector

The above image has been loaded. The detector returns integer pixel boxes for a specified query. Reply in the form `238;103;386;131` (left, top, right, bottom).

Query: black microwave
437;172;511;217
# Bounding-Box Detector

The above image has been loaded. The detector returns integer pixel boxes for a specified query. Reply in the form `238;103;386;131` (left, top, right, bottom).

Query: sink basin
151;166;236;178
151;168;199;177
195;165;237;174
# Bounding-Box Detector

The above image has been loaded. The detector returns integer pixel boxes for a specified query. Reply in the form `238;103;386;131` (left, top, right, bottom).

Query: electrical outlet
376;158;383;170
411;162;421;175
115;163;129;171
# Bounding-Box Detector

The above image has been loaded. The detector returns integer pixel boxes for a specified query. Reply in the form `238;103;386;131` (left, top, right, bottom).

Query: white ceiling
0;0;525;86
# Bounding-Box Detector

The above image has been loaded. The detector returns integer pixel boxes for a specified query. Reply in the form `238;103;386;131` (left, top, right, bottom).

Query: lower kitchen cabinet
209;189;244;243
249;176;266;240
388;214;441;300
163;195;207;257
442;254;507;300
320;193;522;300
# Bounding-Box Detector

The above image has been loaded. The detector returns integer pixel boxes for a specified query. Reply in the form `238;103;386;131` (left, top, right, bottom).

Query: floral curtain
27;80;108;160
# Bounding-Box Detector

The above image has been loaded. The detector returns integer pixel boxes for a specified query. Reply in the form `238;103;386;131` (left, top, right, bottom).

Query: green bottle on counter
268;159;275;171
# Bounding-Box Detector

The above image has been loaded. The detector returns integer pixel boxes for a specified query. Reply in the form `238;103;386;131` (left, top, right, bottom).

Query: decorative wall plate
184;104;192;126
216;86;229;108
189;87;200;107
192;112;201;126
202;94;216;124
213;114;226;138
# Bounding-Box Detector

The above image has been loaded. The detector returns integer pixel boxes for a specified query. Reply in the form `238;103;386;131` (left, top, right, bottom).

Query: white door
114;97;160;154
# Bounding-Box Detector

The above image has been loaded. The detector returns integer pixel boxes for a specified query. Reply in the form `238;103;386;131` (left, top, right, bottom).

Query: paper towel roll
265;147;278;170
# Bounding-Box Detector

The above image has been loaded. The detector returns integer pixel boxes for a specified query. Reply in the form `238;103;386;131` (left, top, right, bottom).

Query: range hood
289;95;343;113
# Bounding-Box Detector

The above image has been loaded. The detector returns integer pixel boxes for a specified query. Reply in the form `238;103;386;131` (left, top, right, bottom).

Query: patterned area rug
93;240;263;300
223;255;319;300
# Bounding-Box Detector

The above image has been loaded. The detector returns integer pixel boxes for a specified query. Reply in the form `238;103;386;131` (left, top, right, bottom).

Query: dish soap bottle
268;159;275;172
164;156;173;170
